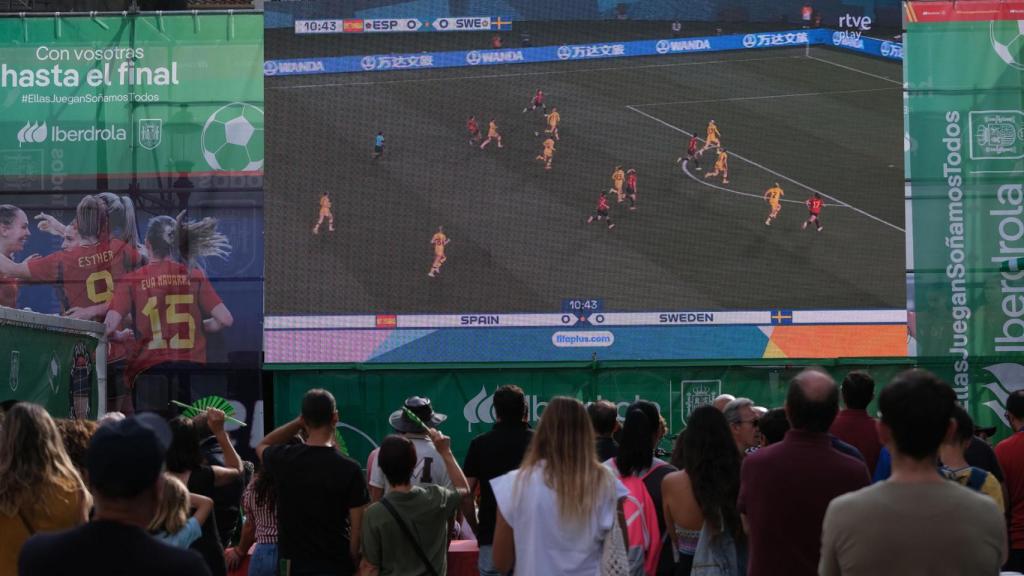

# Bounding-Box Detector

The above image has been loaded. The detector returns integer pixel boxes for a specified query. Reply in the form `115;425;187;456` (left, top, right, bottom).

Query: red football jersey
467;118;479;133
598;195;610;211
533;91;544;104
110;260;223;383
627;173;638;189
688;137;698;154
808;197;824;215
0;274;17;308
27;242;133;315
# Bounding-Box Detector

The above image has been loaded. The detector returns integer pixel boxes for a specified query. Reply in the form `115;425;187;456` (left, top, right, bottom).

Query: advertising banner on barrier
272;362;915;466
906;10;1024;435
0;13;264;191
264;28;899;78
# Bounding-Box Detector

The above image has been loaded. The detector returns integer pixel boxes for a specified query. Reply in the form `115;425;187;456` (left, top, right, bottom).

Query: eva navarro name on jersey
658;312;716;324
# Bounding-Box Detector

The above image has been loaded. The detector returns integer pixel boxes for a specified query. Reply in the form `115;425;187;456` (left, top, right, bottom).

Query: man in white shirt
369;397;453;501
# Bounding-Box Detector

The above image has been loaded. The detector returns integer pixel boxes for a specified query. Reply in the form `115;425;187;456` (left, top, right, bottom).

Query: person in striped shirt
227;468;282;576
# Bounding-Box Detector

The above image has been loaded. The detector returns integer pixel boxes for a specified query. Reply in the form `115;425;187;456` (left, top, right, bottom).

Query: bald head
785;369;840;433
713;394;736;412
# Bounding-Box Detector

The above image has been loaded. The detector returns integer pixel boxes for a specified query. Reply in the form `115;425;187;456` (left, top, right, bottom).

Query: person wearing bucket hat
18;413;212;576
369;397;454;502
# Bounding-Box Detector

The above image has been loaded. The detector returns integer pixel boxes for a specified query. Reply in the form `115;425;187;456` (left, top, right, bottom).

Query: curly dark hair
55;418;98;478
683;405;743;540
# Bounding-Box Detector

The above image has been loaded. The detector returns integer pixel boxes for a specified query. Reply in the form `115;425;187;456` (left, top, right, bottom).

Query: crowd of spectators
0;367;1019;575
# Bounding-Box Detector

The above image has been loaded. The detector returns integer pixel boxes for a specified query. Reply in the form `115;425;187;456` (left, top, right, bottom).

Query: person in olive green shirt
360;427;470;576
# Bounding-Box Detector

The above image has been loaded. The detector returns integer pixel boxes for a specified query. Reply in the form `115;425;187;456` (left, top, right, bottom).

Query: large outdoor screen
263;1;907;363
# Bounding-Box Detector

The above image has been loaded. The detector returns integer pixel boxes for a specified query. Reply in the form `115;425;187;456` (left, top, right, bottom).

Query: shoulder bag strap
379;497;440;576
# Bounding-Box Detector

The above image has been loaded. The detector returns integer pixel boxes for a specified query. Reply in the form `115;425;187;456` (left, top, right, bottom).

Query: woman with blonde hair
149;473;214;549
0;403;91;574
491;396;628;575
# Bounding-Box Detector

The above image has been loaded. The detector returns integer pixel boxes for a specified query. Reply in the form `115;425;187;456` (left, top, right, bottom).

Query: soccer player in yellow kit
611;166;626;202
313;192;334;234
428;226;450;278
764;182;784;226
704;148;729;184
480;119;504;149
540;107;561;140
536;138;556;170
701;119;721;153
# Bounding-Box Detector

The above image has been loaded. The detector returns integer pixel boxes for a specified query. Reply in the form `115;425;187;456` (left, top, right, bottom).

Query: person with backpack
605;401;677;575
662;406;745;576
491;397;629;575
939;405;1005;512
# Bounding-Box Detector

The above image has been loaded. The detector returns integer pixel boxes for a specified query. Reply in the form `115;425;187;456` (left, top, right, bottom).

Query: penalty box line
625;105;905;233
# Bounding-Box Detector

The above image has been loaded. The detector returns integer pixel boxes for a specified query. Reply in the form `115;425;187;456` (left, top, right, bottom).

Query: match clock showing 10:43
562;299;603;317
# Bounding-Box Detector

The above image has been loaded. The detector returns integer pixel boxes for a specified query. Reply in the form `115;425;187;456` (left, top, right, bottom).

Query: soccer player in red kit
104;214;234;392
0;196;142;417
587;190;615;230
625;169;639;210
0;205;30;308
467;115;482;145
803;193;824;232
677;133;701;171
0;196;139;319
523;89;546;113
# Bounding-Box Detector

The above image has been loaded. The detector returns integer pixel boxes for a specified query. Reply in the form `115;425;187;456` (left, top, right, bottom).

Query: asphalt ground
265;45;904;315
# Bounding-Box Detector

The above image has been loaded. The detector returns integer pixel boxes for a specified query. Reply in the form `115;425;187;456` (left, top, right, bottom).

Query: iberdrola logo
981;363;1024;427
464;386;495;431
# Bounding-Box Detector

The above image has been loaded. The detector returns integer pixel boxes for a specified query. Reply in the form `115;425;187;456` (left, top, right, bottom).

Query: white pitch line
680;159;823;206
629;86;898;108
626;105;905;233
806;54;902;86
269;55;804;89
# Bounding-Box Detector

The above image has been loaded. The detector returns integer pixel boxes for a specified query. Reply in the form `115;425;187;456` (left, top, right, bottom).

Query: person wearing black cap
368;396;454;502
257;388;369;576
18;413;212;576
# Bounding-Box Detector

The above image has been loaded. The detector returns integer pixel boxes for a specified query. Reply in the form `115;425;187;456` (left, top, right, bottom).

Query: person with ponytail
661;406;745;575
610;400;677;575
0;196;139;417
0;204;31;308
103;212;233;411
491;397;629;575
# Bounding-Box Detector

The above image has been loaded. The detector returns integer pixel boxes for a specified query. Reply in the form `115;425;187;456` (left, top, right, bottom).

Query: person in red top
30;194;145;414
997;390;1024;571
522;89;545;114
625;169;638;211
586;190;615;230
0;205;31;309
0;197;137;416
803;193;824;232
466;115;482;146
677;134;702;172
829;370;882;475
104;214;234;411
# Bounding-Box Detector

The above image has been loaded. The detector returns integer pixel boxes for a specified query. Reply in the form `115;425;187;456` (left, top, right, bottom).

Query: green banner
272;362;915;467
907;20;1024;434
1;322;100;419
0;12;263;189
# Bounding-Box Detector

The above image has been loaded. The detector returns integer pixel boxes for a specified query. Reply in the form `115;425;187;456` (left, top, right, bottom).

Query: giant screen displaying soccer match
263;0;908;363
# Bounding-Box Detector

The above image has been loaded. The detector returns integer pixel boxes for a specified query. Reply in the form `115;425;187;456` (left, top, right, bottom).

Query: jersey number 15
141;294;196;350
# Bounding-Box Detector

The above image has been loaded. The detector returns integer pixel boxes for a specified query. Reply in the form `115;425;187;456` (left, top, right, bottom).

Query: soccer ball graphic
990;20;1024;70
201;102;264;172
